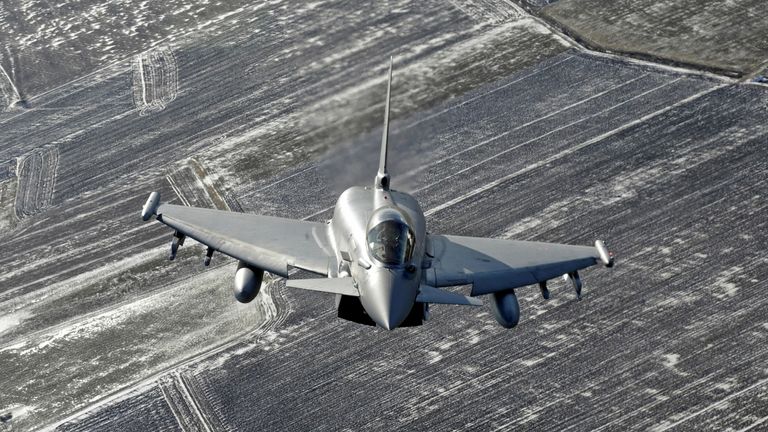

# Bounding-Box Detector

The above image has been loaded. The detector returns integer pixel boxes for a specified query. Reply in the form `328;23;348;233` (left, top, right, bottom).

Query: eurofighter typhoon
141;60;615;330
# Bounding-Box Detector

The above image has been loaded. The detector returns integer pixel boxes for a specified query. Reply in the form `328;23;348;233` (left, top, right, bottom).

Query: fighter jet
141;59;614;330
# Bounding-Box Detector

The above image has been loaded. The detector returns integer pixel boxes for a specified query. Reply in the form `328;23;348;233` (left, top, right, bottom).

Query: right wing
286;278;359;296
143;192;334;278
425;235;613;296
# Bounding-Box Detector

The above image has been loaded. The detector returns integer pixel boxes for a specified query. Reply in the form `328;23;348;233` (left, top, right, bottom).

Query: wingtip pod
595;240;614;267
141;191;161;221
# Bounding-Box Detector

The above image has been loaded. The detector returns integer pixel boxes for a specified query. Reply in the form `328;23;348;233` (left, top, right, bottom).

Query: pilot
369;221;405;264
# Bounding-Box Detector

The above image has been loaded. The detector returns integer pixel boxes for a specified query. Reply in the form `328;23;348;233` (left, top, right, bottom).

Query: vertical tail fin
375;57;394;191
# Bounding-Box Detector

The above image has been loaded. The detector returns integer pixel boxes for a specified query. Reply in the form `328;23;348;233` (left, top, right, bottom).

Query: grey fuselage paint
329;185;426;330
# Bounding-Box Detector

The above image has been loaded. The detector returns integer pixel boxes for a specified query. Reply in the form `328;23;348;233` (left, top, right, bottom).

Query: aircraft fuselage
330;186;426;329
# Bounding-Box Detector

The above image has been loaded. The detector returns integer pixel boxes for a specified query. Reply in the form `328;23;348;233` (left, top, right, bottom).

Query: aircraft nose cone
373;295;412;331
360;269;415;330
379;303;410;330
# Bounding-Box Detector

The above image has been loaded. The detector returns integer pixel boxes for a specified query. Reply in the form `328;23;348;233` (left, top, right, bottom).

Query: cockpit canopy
366;209;415;266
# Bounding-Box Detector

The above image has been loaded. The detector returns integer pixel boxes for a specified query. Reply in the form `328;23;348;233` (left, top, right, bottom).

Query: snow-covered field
542;0;768;77
1;0;767;431
0;1;575;430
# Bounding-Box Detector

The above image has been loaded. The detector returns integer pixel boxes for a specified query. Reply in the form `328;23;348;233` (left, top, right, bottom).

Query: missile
204;247;214;266
169;231;185;260
539;280;550;300
563;271;582;300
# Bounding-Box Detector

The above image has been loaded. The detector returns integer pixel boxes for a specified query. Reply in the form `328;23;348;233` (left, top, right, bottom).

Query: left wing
416;285;483;306
143;193;334;277
425;234;613;296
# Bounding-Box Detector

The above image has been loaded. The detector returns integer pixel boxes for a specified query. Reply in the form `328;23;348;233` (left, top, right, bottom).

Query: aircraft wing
152;202;334;278
426;235;612;296
416;285;483;306
285;277;359;296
